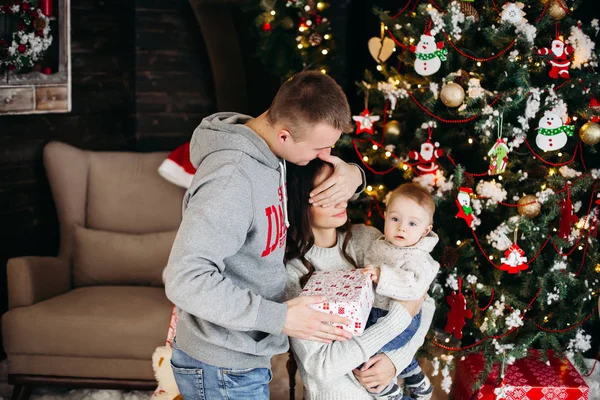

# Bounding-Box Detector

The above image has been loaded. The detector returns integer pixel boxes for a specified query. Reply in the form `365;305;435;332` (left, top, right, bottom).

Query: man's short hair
388;183;436;223
266;71;351;139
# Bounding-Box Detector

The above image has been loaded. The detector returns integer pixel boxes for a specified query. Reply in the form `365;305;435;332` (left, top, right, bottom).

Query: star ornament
352;108;380;135
501;2;526;25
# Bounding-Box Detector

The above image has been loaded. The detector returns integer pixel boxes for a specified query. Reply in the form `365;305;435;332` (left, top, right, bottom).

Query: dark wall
135;0;216;151
0;0;217;355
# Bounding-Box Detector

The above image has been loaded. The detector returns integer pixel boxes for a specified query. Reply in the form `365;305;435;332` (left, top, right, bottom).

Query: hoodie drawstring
278;161;290;228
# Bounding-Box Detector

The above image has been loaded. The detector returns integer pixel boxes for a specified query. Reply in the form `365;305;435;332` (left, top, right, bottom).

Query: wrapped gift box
301;269;374;335
454;349;589;399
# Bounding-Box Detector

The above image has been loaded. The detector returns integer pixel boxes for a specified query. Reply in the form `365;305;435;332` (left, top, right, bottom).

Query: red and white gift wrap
454;350;589;399
301;269;374;335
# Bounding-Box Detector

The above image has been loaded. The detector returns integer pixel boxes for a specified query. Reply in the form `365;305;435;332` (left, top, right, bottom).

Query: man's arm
290;300;414;380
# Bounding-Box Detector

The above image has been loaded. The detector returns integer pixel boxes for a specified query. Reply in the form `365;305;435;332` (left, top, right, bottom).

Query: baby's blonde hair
387;183;435;223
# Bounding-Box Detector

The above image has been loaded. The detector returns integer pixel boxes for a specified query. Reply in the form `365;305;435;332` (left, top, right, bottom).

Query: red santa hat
458;187;473;195
158;142;196;189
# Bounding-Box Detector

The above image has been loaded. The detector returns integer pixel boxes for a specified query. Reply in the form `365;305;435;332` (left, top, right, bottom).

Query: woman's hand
352;353;397;394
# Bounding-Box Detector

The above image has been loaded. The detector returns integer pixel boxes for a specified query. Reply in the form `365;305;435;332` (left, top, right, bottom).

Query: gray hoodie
164;112;290;369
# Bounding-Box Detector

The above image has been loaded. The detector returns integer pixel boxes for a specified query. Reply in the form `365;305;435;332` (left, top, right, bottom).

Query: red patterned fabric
301;270;374;335
165;306;178;348
454;350;589;399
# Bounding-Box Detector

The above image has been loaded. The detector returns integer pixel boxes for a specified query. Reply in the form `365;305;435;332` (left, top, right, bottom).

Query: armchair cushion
73;225;176;287
2;286;172;360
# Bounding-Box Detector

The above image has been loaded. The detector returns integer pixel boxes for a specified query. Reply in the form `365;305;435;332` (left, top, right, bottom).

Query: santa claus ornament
411;25;447;76
558;189;579;239
444;278;472;340
408;127;443;175
536;35;574;79
353;108;380;135
535;109;574;152
455;187;475;228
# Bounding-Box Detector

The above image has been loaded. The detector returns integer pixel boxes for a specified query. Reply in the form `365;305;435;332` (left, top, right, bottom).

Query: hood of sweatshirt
189;112;289;227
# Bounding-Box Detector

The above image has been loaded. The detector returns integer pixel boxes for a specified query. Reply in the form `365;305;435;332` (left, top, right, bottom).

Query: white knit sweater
366;232;440;309
285;224;436;400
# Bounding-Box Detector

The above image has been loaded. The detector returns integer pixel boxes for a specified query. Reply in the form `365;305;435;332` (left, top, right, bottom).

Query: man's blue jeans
171;338;272;400
366;307;422;376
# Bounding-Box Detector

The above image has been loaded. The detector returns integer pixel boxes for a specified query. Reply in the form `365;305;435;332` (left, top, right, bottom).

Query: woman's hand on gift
283;295;353;343
352;353;397;394
361;265;380;283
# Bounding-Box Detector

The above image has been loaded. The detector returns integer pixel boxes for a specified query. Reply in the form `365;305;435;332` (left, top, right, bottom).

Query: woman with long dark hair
284;158;435;399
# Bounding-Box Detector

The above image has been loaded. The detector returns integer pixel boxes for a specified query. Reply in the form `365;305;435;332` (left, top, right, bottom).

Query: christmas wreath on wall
0;0;52;72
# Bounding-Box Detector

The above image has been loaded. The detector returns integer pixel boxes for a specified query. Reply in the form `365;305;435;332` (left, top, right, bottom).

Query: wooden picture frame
0;0;71;115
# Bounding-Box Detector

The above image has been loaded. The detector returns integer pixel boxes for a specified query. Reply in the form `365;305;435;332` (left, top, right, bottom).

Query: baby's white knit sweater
366;232;440;310
285;224;436;400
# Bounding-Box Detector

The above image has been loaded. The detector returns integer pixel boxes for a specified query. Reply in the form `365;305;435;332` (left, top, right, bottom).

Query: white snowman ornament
535;109;575;152
411;31;447;76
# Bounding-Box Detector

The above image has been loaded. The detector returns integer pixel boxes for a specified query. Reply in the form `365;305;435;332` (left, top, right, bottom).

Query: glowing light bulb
385;151;391;157
322;49;329;55
363;156;369;162
456;240;462;245
372;144;378;150
320;69;327;74
324;34;330;40
376;65;383;71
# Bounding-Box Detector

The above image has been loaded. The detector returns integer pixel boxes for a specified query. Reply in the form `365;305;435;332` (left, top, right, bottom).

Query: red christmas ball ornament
262;22;272;32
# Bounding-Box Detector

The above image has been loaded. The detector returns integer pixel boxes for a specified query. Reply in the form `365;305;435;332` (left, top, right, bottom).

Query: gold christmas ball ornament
517;195;541;218
440;83;465;108
547;0;567;20
578;122;600;145
383;120;401;138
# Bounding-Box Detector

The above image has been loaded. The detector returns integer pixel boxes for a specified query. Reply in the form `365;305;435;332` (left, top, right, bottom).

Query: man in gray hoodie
164;71;366;399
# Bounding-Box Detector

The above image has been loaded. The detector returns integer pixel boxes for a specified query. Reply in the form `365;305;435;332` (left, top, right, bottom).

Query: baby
362;183;439;400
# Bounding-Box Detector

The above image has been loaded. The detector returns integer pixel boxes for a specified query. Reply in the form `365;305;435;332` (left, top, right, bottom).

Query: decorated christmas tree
253;0;600;394
335;0;600;394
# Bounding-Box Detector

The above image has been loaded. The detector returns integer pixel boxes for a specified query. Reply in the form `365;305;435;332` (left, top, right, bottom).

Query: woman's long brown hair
285;159;358;287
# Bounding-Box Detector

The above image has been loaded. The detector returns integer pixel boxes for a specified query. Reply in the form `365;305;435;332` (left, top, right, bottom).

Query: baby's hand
361;265;381;283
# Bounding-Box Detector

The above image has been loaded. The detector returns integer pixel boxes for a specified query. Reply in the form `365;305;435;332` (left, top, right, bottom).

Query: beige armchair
2;141;186;399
